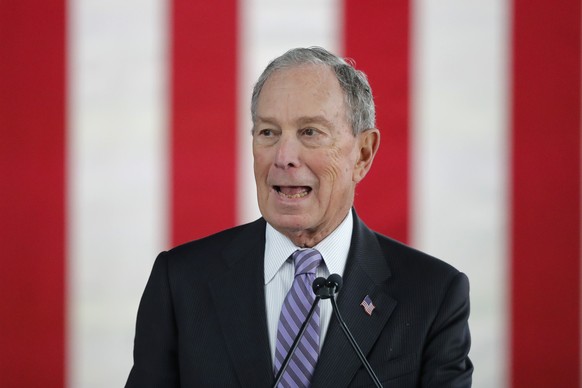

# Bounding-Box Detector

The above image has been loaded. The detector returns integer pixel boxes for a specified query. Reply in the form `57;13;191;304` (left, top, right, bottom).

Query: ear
353;128;380;183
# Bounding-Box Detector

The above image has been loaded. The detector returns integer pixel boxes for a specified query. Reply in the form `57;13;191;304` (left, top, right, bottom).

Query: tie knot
292;249;322;276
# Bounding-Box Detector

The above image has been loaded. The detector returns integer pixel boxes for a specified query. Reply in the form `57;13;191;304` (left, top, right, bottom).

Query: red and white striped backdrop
1;0;580;387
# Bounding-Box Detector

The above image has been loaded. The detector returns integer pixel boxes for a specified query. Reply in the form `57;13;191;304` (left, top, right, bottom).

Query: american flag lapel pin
360;295;375;316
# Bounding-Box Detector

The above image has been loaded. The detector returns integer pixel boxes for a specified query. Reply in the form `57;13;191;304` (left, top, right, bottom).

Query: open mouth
274;185;312;199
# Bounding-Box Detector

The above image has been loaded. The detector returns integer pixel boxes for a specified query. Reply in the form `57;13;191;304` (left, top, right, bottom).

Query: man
126;47;473;387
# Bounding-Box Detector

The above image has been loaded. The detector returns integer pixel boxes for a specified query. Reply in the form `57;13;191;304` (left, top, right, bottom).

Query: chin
266;212;312;233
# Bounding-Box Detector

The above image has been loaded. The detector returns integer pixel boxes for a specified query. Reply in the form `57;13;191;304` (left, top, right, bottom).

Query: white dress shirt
264;209;353;363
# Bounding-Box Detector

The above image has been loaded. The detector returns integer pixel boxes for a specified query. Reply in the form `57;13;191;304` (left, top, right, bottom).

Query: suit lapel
311;212;397;388
208;219;274;387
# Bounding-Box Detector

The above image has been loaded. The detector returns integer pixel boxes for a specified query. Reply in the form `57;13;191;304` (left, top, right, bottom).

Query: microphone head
312;277;327;294
326;273;343;293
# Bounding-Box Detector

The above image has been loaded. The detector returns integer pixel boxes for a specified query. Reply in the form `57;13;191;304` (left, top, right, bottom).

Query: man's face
252;64;376;246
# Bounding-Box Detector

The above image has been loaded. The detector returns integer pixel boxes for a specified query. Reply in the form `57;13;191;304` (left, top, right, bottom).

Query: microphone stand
272;276;383;388
272;295;321;388
328;290;383;388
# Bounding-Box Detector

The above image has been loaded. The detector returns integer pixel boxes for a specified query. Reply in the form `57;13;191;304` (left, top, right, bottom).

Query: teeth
274;186;310;199
278;190;309;199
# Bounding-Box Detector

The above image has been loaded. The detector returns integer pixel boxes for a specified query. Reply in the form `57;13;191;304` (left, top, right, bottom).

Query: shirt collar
264;209;353;284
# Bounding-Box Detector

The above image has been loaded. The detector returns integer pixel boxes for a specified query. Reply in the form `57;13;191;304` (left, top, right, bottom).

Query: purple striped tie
274;249;323;387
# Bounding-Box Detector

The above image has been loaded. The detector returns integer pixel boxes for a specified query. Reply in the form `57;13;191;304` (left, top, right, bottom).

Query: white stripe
237;0;342;224
67;1;168;386
411;0;509;386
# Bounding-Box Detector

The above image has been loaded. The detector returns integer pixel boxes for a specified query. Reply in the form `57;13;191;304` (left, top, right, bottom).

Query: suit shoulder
370;231;470;322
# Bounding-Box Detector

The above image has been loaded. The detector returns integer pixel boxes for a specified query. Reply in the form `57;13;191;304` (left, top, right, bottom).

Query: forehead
262;64;340;95
257;64;348;122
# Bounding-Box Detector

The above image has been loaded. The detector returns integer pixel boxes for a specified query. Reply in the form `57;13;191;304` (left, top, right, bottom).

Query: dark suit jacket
126;211;473;387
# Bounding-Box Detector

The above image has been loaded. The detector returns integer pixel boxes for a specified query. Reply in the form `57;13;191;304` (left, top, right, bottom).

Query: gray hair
251;47;376;135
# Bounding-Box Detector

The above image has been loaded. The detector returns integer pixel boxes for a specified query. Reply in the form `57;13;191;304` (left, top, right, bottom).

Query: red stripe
343;0;410;243
171;1;238;245
0;1;66;386
510;0;581;386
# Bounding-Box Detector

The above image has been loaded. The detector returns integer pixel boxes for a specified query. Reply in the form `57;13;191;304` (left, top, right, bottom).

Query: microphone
312;276;328;295
313;273;342;300
272;277;326;388
325;273;343;294
326;274;383;388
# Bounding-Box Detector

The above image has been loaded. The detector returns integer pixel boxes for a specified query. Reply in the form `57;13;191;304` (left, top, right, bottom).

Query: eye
253;127;280;146
302;127;316;136
299;126;330;147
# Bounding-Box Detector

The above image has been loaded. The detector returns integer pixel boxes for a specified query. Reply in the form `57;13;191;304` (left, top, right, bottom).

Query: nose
274;134;300;169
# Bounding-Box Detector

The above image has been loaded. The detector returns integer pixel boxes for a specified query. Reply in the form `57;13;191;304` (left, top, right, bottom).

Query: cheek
253;152;270;177
319;145;356;184
320;148;344;180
